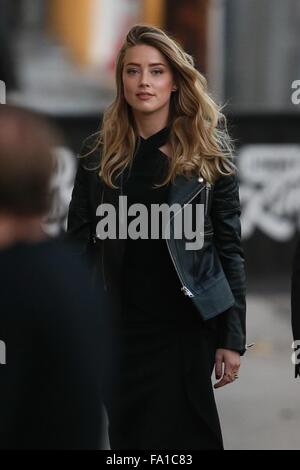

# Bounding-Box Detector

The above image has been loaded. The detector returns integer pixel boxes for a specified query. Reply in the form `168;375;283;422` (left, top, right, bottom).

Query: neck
133;109;170;139
0;214;46;250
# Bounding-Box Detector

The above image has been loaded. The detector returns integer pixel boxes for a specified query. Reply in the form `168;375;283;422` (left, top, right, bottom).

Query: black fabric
122;127;200;324
105;127;223;450
66;133;246;353
0;238;109;449
106;323;222;450
291;238;300;377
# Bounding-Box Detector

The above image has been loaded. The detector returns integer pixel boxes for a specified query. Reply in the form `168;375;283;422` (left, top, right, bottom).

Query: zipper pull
205;181;212;216
181;286;194;298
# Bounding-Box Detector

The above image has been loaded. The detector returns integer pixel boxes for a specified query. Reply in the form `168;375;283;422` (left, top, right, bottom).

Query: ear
172;85;178;92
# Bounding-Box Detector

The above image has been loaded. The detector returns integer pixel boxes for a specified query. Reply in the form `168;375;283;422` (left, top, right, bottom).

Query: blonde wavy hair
85;24;235;188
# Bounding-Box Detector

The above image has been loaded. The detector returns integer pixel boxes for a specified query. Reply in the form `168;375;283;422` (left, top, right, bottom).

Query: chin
132;103;158;113
138;108;160;116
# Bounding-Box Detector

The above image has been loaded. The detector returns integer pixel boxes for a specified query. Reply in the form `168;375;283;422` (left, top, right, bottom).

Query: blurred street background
1;0;300;450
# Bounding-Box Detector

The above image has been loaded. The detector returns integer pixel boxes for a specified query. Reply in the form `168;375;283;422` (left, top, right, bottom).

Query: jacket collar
117;171;205;206
168;174;205;206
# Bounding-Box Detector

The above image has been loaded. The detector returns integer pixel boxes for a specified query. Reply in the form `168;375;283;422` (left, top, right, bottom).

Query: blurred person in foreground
0;0;18;91
0;105;109;449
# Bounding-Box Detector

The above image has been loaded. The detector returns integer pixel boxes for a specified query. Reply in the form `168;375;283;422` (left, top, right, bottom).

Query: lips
137;92;153;96
136;93;154;99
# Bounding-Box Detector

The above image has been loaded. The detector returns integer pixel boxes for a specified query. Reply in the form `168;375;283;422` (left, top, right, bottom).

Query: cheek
159;83;173;99
157;77;174;94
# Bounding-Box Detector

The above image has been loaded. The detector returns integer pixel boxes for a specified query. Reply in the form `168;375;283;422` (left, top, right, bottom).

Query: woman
292;239;300;377
67;24;246;450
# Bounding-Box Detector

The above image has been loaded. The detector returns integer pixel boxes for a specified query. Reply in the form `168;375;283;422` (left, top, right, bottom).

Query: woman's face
122;44;176;118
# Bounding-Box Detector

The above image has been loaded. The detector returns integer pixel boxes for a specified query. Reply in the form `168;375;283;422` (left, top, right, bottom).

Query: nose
139;69;150;87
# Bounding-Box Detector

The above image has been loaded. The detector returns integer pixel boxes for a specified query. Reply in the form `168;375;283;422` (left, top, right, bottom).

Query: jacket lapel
168;174;205;206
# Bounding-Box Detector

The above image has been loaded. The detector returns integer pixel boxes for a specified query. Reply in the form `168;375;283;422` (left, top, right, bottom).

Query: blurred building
1;0;300;279
225;0;300;113
3;0;299;112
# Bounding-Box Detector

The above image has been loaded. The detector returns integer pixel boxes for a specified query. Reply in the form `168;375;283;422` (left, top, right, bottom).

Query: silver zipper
205;182;212;217
165;184;206;298
181;286;194;297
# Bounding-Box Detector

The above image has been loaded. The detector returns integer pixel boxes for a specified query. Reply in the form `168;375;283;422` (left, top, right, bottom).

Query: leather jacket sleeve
66;149;93;255
291;239;300;377
211;173;247;355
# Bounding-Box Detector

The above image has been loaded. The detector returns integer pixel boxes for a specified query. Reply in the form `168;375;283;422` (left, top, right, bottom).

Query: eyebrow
125;62;167;67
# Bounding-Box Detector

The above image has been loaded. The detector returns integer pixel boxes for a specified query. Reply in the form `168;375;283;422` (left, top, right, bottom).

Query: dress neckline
138;126;170;152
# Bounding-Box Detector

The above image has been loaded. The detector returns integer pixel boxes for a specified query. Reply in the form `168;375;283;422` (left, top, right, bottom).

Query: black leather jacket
67;140;247;354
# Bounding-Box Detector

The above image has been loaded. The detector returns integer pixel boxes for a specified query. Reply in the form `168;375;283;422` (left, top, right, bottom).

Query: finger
214;364;235;389
214;375;231;389
224;361;233;380
215;355;223;380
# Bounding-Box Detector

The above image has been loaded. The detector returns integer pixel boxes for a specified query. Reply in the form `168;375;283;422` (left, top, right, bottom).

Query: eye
152;69;163;75
127;69;138;75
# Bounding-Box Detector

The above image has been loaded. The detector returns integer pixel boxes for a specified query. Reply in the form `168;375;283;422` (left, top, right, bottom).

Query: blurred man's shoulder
0;237;96;291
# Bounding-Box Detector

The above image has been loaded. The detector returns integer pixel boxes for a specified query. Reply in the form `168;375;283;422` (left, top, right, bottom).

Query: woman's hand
214;348;240;389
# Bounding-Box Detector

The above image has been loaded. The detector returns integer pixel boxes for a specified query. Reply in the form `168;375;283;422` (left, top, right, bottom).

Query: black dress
106;127;223;450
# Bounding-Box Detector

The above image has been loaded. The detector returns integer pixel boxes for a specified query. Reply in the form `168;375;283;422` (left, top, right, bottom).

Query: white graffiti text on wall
42;146;76;236
239;145;300;241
